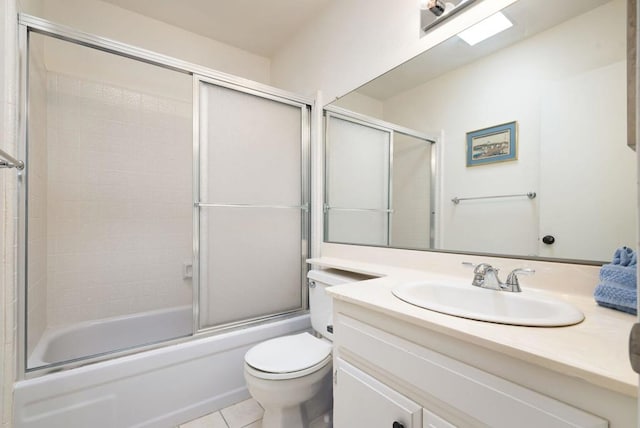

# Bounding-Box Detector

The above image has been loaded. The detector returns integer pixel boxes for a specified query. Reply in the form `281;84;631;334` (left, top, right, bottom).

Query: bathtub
14;311;311;428
28;306;194;368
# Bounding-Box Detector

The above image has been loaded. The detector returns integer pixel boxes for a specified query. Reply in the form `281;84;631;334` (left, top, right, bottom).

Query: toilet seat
245;332;332;380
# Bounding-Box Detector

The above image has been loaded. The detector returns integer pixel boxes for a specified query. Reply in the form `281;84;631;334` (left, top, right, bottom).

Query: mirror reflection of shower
26;33;194;370
324;108;436;250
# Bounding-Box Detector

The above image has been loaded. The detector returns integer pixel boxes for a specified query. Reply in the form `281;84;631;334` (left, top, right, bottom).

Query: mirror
326;0;636;264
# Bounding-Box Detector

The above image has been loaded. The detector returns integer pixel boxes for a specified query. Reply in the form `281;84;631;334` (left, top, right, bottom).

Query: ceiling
100;0;331;57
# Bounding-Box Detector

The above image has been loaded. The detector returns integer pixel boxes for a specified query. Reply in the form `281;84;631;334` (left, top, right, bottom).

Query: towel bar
452;192;536;204
0;148;24;170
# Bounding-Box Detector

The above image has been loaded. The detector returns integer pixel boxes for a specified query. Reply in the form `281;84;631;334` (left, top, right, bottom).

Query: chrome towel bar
0;148;24;170
452;192;536;204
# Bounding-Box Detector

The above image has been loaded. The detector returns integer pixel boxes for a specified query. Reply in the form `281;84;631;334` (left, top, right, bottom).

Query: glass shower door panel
391;133;433;250
326;116;390;246
198;81;306;330
199;207;302;326
325;210;388;246
25;33;193;370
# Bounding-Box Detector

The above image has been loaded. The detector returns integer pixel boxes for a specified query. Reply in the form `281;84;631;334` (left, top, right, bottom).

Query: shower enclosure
19;16;311;375
324;107;436;250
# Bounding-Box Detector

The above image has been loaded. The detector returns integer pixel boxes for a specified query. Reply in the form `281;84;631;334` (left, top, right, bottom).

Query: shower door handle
195;202;308;210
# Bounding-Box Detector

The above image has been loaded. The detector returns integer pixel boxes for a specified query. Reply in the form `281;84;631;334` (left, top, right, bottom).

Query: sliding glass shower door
24;32;194;371
21;24;311;374
196;79;310;330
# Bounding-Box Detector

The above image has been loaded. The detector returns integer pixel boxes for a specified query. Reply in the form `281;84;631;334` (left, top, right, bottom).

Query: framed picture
466;121;517;167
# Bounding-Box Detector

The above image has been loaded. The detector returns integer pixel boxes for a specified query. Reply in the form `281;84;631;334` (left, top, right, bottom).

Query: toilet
244;269;369;428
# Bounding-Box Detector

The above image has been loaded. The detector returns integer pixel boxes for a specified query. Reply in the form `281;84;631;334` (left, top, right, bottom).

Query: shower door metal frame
17;14;313;378
323;105;438;250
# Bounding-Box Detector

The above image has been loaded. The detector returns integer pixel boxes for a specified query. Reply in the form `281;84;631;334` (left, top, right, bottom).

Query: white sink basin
392;281;584;327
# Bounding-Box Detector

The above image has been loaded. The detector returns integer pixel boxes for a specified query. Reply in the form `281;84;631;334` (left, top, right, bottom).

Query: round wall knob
542;235;555;245
392;422;405;428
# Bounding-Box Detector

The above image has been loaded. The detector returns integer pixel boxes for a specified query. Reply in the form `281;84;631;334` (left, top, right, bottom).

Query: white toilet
244;269;368;428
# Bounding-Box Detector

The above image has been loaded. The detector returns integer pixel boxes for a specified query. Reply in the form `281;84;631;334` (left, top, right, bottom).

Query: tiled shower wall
44;72;193;326
26;33;48;352
1;0;18;425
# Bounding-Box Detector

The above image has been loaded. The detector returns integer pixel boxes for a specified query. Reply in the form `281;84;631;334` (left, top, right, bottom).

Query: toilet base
245;362;333;428
261;386;332;428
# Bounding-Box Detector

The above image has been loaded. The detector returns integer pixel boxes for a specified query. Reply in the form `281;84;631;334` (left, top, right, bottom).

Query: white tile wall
44;71;193;326
1;0;18;424
26;32;48;355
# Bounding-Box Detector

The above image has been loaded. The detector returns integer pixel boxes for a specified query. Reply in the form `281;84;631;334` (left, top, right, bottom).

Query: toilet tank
306;269;374;340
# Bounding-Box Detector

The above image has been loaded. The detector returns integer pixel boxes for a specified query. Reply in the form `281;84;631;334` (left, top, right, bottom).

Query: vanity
309;248;637;428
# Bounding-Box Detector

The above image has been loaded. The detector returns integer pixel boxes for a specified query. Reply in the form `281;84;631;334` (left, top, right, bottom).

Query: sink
392;281;584;327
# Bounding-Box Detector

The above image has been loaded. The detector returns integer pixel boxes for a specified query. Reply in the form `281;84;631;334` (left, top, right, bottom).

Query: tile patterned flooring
179;398;264;428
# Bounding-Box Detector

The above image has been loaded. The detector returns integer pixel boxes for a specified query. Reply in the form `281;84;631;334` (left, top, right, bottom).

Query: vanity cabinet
335;359;457;428
332;307;610;428
334;360;422;428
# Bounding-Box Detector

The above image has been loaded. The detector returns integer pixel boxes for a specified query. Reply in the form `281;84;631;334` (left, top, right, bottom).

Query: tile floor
179;398;264;428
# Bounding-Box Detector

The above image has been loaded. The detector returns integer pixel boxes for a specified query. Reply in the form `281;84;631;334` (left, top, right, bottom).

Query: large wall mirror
325;0;636;264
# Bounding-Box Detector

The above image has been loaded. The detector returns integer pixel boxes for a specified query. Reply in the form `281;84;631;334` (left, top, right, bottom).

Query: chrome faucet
465;262;534;292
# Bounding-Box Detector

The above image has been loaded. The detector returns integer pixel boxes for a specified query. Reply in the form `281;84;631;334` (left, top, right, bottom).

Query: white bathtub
14;312;311;428
28;306;193;368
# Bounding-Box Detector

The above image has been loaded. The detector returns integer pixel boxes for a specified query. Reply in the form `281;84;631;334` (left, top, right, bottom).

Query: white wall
20;0;271;85
1;0;19;425
332;92;384;119
271;0;517;101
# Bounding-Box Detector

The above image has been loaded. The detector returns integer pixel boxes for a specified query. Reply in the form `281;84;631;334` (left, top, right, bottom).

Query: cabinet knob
392;422;405;428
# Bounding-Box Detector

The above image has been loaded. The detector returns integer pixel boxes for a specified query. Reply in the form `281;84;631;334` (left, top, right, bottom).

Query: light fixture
457;12;513;46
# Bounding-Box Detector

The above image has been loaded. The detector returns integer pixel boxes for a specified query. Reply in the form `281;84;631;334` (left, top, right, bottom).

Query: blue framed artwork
466;121;517;167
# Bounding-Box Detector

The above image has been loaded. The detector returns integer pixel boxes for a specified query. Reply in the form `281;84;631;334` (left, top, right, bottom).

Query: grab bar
452;192;536;204
0;148;24;170
196;202;308;210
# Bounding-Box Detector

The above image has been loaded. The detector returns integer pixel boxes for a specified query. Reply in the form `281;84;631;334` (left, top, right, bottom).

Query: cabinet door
334;359;421;428
423;409;457;428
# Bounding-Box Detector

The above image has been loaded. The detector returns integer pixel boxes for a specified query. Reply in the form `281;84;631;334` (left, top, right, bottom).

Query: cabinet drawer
336;314;607;428
335;359;422;428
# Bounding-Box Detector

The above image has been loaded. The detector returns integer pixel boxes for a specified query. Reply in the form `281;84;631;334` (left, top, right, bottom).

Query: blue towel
594;246;638;314
612;246;637;267
594;282;637;315
599;264;637;289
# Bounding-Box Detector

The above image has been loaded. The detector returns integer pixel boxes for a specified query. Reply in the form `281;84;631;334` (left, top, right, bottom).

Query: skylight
458;12;513;46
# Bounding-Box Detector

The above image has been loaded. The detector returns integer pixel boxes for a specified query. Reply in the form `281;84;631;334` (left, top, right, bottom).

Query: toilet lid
245;332;332;374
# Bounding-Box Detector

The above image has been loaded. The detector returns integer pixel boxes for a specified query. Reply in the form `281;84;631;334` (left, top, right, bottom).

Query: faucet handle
504;268;535;291
462;262;495;273
474;263;496;274
463;262;497;287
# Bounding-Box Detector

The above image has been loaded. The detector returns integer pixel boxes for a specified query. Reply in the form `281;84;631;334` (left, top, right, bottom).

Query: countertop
308;256;638;397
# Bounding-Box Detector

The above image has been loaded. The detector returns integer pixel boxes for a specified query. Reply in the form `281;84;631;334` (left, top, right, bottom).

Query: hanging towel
593;282;637;315
594;246;638;314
